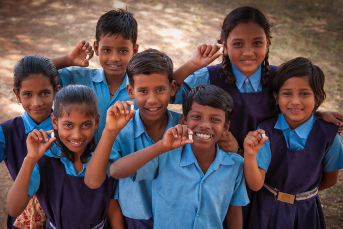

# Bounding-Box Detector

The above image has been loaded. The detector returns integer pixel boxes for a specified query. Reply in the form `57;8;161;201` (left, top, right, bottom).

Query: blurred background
0;0;342;228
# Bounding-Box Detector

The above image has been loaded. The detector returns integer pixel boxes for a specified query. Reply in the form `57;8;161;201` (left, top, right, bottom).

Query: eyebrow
231;36;265;41
280;88;312;91
21;89;52;93
101;45;129;49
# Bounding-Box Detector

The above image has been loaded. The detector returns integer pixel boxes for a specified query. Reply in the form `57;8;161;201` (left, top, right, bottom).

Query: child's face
52;108;99;156
127;73;176;123
274;76;316;129
14;74;55;125
181;102;229;150
94;34;139;80
223;21;269;77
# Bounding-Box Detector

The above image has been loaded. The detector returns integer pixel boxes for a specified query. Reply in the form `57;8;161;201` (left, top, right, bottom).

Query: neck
105;72;126;95
140;111;169;142
191;143;216;174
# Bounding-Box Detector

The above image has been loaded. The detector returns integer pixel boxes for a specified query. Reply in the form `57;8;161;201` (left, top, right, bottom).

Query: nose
291;94;300;105
147;91;158;104
32;95;43;107
71;127;83;139
199;119;211;130
243;44;254;56
110;52;120;62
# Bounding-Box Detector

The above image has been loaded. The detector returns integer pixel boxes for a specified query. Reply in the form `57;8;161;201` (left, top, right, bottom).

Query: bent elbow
84;176;102;189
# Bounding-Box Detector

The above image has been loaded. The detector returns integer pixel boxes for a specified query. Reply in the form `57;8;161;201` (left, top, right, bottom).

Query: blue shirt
57;67;134;142
174;64;262;104
111;109;181;219
134;144;249;229
257;113;343;172
0;112;53;162
27;144;113;197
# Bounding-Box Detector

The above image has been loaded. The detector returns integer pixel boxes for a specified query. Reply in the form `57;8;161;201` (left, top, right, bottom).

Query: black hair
96;9;138;46
13;55;58;92
127;48;173;86
218;6;272;86
52;85;99;164
182;85;234;125
272;57;326;112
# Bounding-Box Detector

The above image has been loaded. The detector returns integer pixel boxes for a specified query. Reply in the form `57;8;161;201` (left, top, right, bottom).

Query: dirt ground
0;0;342;228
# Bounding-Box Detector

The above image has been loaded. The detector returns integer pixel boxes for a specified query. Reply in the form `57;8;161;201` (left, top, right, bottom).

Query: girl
173;6;343;154
0;55;59;229
244;57;343;229
6;85;122;229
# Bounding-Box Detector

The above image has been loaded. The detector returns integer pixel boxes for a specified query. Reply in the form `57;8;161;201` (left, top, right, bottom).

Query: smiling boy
84;49;178;229
110;85;249;228
51;9;139;142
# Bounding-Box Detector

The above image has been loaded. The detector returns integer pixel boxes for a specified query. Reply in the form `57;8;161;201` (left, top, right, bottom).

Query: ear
223;121;230;133
51;113;58;130
13;88;21;104
221;38;228;55
94;41;99;56
273;92;279;104
95;114;100;129
266;37;270;55
55;85;61;94
180;114;186;125
170;80;177;97
126;84;135;99
133;44;139;56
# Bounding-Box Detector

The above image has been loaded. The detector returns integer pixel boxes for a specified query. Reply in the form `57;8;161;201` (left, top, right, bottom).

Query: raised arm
243;129;268;191
314;110;343;133
7;129;55;216
51;40;94;70
110;125;193;179
85;101;135;189
173;43;223;85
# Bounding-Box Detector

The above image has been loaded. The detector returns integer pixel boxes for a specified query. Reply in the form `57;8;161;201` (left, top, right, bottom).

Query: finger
208;44;219;57
203;44;212;57
32;129;44;141
197;43;206;54
210;51;223;62
171;127;178;138
181;125;188;139
175;124;183;138
77;40;86;49
86;45;92;54
39;129;49;142
28;132;39;141
121;101;130;114
108;104;121;116
83;42;90;51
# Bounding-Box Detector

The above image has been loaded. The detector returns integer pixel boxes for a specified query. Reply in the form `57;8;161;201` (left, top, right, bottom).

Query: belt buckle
277;191;295;204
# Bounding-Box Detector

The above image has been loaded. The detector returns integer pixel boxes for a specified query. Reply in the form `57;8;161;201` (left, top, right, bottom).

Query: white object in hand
189;134;193;140
51;131;55;138
86;54;90;60
219;47;223;53
130;104;134;110
261;133;266;138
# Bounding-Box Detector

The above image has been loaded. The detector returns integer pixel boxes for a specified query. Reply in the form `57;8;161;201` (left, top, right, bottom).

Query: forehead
20;74;53;91
227;21;266;40
188;102;225;117
280;76;311;89
98;33;134;47
59;109;95;122
133;73;170;87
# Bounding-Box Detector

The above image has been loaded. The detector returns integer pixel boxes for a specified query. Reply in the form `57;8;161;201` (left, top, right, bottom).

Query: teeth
148;108;158;111
70;141;82;145
109;65;120;67
195;133;212;140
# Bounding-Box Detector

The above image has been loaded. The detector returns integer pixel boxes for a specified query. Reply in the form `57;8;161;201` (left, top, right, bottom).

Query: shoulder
168;110;182;123
227;152;244;165
258;115;278;130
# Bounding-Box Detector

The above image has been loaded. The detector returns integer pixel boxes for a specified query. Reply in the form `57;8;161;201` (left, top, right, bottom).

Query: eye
139;89;147;93
64;123;72;128
120;50;128;54
42;92;51;96
233;42;242;47
157;88;165;92
103;49;110;53
254;41;263;45
23;93;31;97
211;117;221;122
191;115;200;119
282;92;291;96
82;123;91;128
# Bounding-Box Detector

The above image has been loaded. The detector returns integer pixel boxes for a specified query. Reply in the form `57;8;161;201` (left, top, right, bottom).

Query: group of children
2;5;343;229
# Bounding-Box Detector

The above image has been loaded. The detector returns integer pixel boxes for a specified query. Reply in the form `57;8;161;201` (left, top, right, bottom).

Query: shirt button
246;78;249;82
196;214;199;217
201;181;204;184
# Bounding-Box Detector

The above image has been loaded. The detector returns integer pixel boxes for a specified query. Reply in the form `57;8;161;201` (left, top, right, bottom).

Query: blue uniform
0;112;53;229
111;110;181;223
57;67;134;142
257;114;343;173
134;144;249;229
28;145;115;229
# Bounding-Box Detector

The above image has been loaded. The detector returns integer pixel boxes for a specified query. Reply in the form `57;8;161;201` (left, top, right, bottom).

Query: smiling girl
6;85;118;229
243;57;343;229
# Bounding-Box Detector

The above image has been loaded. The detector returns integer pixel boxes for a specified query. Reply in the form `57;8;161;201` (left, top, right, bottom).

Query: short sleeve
57;68;74;87
133;157;159;182
230;162;249;206
174;68;210;104
322;134;343;172
0;126;6;162
57;67;91;87
28;164;41;197
255;126;272;172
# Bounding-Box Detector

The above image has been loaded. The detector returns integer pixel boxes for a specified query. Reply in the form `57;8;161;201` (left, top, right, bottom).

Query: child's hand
162;124;193;150
105;101;135;132
189;43;223;68
26;129;56;162
315;110;343;133
68;40;94;67
243;129;268;156
218;130;239;153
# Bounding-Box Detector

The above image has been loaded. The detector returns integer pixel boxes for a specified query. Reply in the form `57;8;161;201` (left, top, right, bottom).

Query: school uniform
245;113;343;229
133;144;249;229
27;145;116;229
111;109;181;229
174;63;278;148
57;67;135;142
0;112;52;229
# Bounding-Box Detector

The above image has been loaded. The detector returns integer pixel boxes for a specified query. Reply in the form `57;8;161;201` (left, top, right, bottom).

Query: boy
51;9;139;142
110;85;249;228
85;49;178;228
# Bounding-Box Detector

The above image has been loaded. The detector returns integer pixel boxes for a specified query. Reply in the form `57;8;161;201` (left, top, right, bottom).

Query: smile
195;132;213;140
288;108;302;113
69;140;84;147
241;59;256;63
